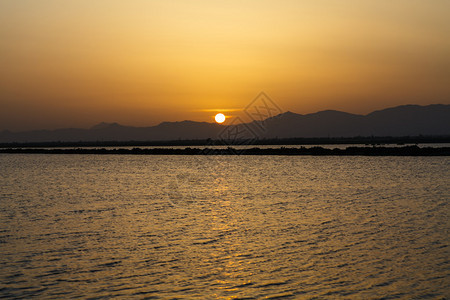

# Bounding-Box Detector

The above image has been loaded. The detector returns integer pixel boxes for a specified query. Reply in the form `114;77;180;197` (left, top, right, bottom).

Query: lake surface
0;154;449;299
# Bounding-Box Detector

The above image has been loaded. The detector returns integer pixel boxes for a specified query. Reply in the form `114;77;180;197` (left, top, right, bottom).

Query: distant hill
261;104;450;138
0;104;449;143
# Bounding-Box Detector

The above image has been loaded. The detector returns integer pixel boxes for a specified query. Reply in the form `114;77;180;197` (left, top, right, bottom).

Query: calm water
0;154;449;299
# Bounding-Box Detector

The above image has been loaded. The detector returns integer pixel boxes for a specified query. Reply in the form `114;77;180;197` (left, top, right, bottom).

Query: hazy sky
1;0;449;130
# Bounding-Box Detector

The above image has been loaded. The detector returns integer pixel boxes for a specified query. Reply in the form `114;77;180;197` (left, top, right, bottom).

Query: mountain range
1;104;449;143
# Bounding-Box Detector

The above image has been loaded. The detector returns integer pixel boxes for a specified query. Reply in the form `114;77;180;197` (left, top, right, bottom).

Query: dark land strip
1;146;449;156
1;136;449;148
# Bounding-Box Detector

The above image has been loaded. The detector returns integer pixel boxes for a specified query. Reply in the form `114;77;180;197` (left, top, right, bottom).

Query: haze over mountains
1;104;449;143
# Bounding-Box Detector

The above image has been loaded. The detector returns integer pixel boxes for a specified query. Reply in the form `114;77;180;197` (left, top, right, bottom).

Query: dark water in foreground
0;154;449;299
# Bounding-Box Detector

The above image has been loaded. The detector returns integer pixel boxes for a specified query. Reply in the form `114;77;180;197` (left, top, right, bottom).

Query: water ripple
0;155;449;298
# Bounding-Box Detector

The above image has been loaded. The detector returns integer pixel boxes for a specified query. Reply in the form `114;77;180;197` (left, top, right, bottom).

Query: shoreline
1;146;450;156
1;136;450;148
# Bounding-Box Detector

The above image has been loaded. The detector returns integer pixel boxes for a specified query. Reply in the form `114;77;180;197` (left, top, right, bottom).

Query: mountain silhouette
260;104;450;138
1;104;449;143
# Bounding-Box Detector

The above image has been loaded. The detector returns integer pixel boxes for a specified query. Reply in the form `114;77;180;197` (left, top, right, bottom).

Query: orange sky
1;0;449;131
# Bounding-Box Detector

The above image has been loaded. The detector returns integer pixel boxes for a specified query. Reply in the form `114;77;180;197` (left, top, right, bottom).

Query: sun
215;113;226;124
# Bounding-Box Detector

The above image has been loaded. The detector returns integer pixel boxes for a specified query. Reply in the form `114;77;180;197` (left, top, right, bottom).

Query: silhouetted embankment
1;136;449;148
1;146;449;156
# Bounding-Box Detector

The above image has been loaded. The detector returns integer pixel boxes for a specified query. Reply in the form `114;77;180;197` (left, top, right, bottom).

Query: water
0;154;449;299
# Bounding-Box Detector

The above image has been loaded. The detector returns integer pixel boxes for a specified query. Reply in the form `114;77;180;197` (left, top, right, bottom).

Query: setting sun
215;113;226;124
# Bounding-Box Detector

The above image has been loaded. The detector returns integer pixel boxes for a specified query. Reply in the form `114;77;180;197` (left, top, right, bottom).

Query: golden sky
1;0;449;130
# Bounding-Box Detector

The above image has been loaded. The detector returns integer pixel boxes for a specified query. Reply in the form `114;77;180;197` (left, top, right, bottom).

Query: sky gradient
1;0;449;131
